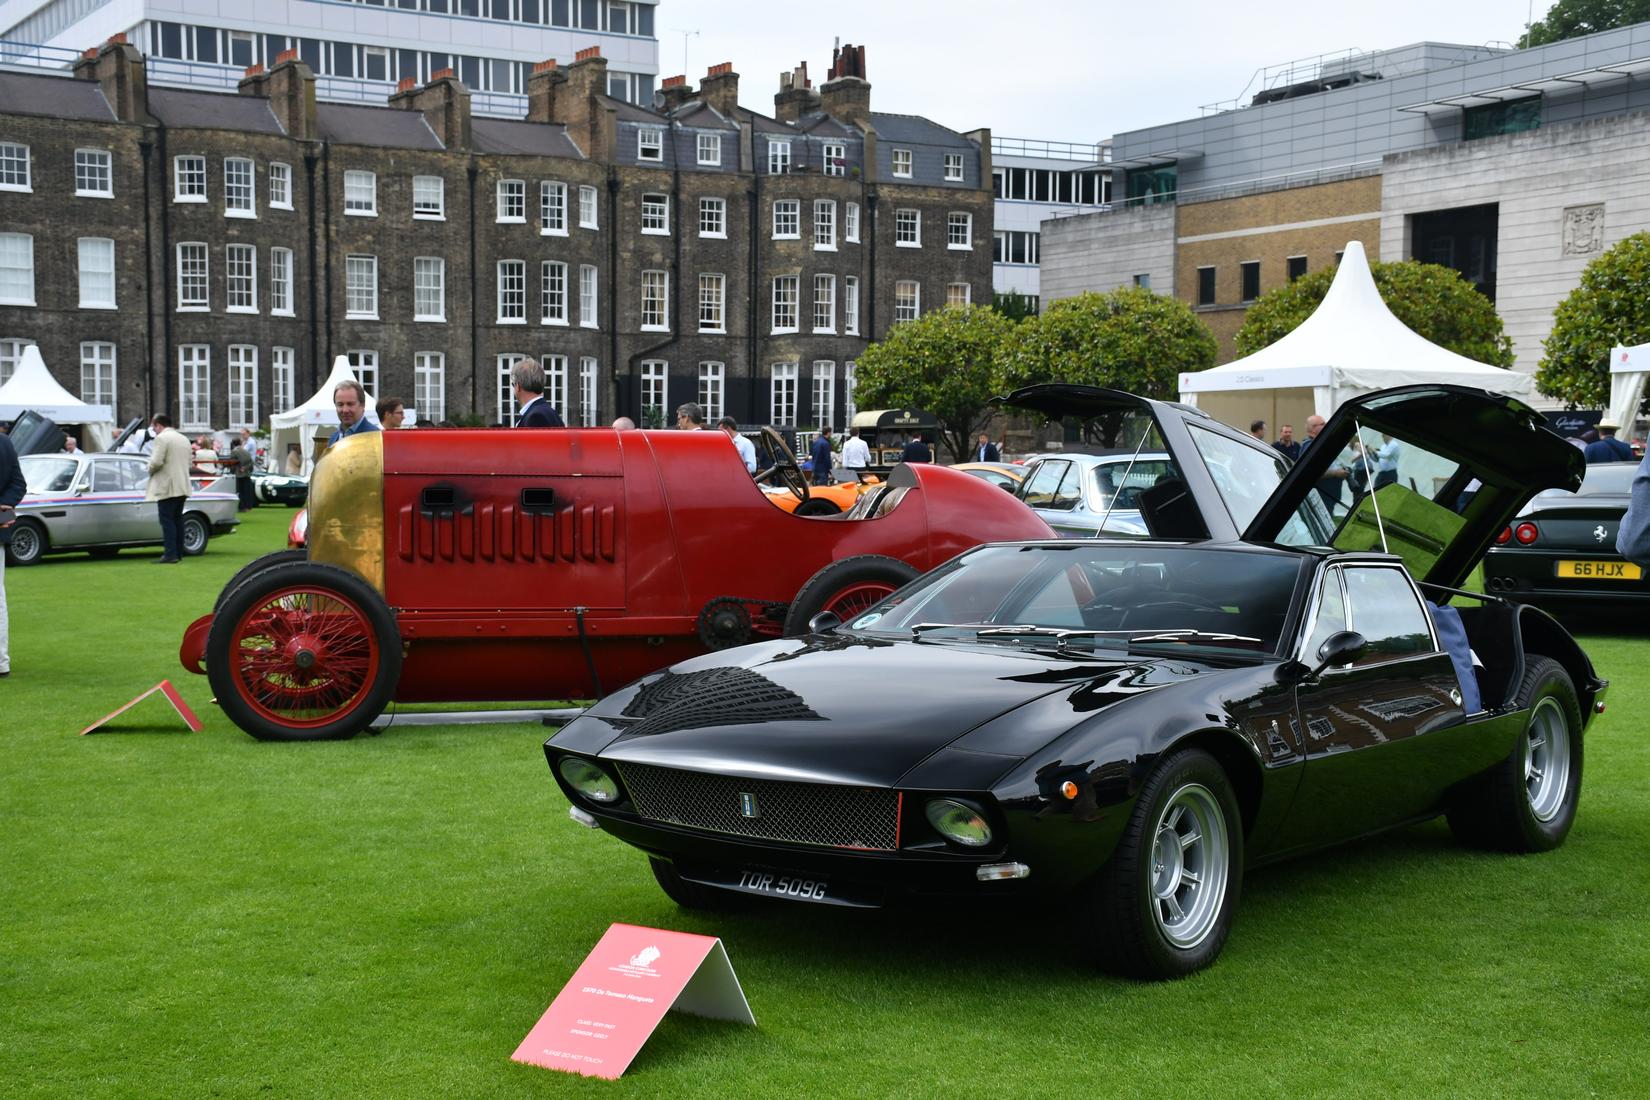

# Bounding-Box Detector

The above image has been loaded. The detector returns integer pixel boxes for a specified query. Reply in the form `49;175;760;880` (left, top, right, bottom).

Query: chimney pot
532;58;558;73
707;62;732;78
82;47;97;59
105;33;126;45
275;47;298;65
243;63;265;78
575;46;602;62
662;74;685;88
432;67;454;81
396;77;415;93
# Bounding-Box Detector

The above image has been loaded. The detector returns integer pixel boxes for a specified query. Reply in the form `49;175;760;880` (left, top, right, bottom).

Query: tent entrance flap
1195;387;1319;442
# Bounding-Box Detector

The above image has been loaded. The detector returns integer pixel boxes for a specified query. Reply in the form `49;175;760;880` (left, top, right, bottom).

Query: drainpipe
747;173;760;425
865;190;879;339
157;124;174;415
467;161;480;416
624;136;683;422
139;136;155;418
606;168;619;414
304;150;321;393
321;143;334;372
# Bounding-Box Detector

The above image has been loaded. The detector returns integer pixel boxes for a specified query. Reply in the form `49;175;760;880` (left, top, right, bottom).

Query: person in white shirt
840;426;871;480
718;417;757;474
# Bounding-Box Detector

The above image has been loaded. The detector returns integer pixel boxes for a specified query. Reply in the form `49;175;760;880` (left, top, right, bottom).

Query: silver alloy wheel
1524;696;1571;823
9;522;42;563
1149;782;1230;949
182;515;208;554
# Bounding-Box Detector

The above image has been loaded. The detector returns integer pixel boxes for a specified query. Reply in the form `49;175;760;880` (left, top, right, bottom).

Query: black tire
782;553;920;635
793;497;842;517
4;518;47;566
1446;656;1582;853
649;858;752;912
207;562;401;741
87;547;121;560
1085;747;1244;980
180;512;210;556
214;548;310;612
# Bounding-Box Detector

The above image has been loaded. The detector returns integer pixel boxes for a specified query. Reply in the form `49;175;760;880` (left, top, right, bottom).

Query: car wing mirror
1310;630;1367;677
807;611;842;634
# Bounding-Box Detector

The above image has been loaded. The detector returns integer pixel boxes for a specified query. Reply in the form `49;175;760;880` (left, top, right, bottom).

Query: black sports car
1483;460;1647;606
545;384;1603;979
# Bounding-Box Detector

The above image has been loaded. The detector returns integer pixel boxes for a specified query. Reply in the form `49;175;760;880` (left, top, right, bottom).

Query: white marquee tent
269;356;380;476
1606;340;1650;433
1177;241;1536;433
0;345;116;450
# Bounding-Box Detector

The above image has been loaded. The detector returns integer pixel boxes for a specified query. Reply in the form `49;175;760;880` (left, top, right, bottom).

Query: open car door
1243;384;1585;589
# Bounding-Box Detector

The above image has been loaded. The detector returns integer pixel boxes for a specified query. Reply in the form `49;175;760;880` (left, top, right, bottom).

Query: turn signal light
976;862;1031;881
1514;522;1540;545
1059;781;1080;800
1495;526;1512;545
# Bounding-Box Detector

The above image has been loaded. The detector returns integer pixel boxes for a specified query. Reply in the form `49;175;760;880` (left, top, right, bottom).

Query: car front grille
615;763;900;852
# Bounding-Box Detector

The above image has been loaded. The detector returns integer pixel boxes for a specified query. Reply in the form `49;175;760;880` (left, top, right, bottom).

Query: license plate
1555;559;1642;580
730;869;832;903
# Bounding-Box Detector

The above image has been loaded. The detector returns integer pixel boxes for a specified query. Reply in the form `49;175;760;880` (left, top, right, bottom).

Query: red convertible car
180;427;1052;740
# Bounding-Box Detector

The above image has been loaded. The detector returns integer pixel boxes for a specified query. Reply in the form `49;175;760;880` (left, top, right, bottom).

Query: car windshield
1533;464;1636;498
20;456;81;493
846;543;1304;655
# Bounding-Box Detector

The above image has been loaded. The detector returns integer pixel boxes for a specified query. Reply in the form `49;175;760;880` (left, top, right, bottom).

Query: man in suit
0;424;26;675
900;432;932;464
810;426;835;485
145;413;193;564
328;381;381;446
512;359;564;427
974;433;1001;463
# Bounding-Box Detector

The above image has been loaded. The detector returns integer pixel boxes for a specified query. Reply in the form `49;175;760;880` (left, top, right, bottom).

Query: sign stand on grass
512;922;755;1079
80;680;203;735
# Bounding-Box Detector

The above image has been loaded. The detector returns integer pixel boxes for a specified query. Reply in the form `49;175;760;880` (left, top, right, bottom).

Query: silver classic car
5;452;239;565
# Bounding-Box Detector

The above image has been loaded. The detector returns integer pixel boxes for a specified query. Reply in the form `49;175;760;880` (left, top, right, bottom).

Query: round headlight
925;799;993;848
558;757;619;804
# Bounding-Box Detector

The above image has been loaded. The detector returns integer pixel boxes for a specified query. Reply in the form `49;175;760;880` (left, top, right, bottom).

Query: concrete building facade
1039;21;1650;390
0;37;992;434
989;137;1111;311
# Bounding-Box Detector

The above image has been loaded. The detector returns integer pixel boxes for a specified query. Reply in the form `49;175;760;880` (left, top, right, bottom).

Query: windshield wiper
975;626;1136;653
910;622;991;639
1126;629;1265;648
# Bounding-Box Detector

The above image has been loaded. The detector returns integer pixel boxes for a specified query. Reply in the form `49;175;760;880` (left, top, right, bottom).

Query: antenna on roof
668;28;700;81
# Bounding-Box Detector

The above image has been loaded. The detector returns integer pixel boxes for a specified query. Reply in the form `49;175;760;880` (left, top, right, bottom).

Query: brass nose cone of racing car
306;431;386;594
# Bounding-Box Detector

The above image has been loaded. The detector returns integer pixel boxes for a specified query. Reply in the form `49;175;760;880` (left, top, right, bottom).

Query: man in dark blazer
973;433;1000;463
511;358;564;427
900;432;933;464
0;425;27;675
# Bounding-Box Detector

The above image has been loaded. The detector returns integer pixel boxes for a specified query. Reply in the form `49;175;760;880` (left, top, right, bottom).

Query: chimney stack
236;48;318;140
819;42;870;129
73;37;149;123
658;74;695;113
390;67;471;150
700;62;739;115
774;61;817;123
544;46;614;158
526;58;561;123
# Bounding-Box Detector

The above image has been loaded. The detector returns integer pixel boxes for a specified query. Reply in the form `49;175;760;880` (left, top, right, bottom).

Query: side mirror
1311;630;1367;677
807;611;842;634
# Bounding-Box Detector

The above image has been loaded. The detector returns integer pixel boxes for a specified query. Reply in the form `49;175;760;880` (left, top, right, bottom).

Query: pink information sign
512;922;755;1079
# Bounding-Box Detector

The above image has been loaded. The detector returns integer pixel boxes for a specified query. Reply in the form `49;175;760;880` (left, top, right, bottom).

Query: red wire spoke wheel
207;562;401;741
783;554;921;636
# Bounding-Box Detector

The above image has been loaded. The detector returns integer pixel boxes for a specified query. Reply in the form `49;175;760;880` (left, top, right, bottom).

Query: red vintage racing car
180;427;1052;740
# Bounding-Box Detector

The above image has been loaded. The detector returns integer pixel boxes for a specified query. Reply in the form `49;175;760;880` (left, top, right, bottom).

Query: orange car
760;473;879;515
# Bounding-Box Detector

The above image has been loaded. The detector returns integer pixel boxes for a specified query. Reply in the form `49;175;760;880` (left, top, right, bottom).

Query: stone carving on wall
1562;204;1605;256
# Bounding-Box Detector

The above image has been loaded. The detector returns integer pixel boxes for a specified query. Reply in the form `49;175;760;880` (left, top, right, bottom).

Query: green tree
1520;1;1650;47
992;289;1040;322
1006;287;1217;398
853;305;1018;462
1234;260;1515;367
1536;231;1650;407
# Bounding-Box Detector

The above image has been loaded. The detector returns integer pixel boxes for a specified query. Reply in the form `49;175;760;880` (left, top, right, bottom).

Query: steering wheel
1117;598;1225;629
754;426;809;503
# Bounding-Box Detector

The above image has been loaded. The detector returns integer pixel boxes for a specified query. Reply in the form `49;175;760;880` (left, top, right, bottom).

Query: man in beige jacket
145;413;193;564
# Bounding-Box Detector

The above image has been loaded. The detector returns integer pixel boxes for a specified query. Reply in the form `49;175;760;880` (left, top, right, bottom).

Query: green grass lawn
3;508;1649;1097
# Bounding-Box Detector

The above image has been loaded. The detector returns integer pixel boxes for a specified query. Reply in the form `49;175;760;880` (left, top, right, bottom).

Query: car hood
551;636;1191;789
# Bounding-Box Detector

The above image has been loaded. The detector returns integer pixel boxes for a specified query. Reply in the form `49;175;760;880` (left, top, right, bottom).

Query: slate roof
0;71;115;122
315;102;443;150
471;117;585;158
148;86;285;134
794;112;859;136
605;95;664;124
672;102;739;130
869;112;974;147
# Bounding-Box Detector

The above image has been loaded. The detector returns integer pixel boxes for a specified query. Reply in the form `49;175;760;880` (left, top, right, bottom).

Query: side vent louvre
397;496;616;564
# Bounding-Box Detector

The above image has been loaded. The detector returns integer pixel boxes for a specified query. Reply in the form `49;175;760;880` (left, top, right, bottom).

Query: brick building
0;37;992;433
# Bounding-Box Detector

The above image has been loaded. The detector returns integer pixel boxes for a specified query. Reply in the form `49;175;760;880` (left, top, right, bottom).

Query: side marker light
976;863;1031;881
1059;781;1080;800
569;806;600;829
